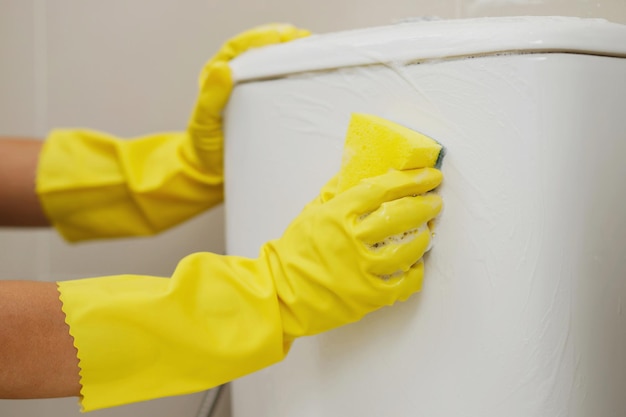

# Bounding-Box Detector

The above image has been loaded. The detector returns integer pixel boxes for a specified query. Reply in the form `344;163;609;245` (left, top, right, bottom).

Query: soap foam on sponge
337;114;444;192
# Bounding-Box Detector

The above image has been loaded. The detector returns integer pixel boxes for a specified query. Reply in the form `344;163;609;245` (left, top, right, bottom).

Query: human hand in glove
57;166;443;411
37;24;310;242
262;167;443;338
183;24;311;176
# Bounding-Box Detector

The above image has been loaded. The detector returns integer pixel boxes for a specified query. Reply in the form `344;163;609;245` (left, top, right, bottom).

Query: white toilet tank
224;17;626;417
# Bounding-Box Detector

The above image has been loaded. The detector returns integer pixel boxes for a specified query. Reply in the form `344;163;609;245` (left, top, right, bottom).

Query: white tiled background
1;1;625;416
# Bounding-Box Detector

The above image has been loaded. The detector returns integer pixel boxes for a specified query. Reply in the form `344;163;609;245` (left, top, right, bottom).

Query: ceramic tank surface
223;17;626;417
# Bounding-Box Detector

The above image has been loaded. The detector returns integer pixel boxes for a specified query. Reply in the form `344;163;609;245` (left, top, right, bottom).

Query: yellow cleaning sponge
338;114;444;192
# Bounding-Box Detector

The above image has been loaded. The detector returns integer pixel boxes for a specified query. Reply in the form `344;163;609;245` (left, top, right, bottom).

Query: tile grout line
33;0;47;137
456;0;463;18
33;0;52;282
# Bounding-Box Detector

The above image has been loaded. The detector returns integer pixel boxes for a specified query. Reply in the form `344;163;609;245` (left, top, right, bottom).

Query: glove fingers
356;194;442;244
395;260;426;302
195;62;233;122
193;24;310;140
368;224;432;277
215;24;310;63
339;168;443;214
319;174;340;203
363;258;426;307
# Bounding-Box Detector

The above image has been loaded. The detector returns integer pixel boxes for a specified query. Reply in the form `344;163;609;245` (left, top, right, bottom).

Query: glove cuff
58;252;289;411
37;129;223;241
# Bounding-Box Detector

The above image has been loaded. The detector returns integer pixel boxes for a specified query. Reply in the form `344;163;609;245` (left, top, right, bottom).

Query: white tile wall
462;0;626;20
1;0;625;416
0;0;38;136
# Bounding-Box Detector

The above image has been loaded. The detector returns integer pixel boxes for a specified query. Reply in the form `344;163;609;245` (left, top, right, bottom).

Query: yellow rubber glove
58;168;443;411
37;24;310;242
185;24;311;174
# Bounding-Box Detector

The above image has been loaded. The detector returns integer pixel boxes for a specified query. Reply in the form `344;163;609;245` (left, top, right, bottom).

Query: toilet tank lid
230;17;626;82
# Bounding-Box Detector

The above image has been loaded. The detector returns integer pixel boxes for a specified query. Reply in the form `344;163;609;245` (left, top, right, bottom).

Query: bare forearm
0;280;81;398
0;138;50;227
